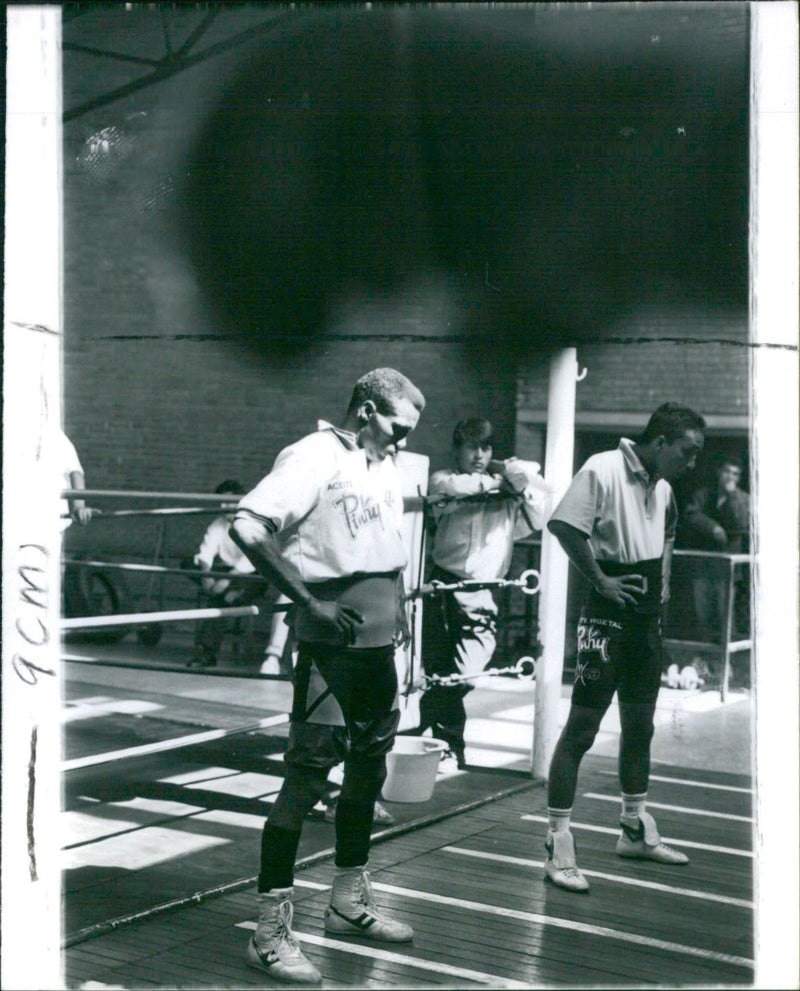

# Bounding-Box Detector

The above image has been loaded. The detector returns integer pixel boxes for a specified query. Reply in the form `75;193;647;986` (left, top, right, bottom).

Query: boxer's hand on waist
593;573;644;609
305;598;364;644
393;613;412;649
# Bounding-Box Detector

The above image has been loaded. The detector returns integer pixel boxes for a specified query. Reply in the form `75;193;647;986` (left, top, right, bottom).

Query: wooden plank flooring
63;753;754;988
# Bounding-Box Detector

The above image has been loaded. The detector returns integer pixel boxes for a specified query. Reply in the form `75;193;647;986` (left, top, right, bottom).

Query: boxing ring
59;484;544;771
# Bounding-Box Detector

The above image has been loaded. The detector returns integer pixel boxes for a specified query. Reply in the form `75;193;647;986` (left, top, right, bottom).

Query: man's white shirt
236;421;406;582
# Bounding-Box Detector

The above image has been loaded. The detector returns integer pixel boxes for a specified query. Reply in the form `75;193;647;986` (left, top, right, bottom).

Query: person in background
419;417;548;770
230;368;424;984
187;479;265;669
260;594;293;676
59;429;92;529
683;458;751;643
543;403;705;893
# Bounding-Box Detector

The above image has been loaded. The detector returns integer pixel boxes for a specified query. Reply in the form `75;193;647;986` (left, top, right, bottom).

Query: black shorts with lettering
285;642;400;770
571;596;663;710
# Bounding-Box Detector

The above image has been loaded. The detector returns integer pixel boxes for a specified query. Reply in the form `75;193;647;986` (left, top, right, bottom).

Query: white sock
330;863;366;912
621;792;647;828
547;807;572;834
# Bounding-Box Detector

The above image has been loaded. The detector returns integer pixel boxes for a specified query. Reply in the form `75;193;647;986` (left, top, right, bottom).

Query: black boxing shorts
284;641;400;770
570;558;664;710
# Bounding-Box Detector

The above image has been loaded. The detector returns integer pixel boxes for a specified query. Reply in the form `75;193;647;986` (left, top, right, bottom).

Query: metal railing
664;550;752;702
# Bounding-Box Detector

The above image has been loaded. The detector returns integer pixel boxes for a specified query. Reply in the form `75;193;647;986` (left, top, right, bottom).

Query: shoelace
355;871;388;921
268;900;302;954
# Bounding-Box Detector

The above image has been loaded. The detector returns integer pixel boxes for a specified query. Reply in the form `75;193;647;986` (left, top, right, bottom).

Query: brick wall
517;316;749;419
63;335;517;495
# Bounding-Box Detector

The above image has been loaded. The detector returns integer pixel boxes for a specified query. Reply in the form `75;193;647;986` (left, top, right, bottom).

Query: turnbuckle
408;568;540;600
416;655;536;690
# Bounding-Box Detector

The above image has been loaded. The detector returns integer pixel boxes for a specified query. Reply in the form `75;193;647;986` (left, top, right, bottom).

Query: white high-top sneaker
246;887;322;984
324;865;413;941
616;811;690;864
544;829;590;892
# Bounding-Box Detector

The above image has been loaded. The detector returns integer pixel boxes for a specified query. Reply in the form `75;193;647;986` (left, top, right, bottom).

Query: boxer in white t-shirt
231;368;424;984
542;403;706;894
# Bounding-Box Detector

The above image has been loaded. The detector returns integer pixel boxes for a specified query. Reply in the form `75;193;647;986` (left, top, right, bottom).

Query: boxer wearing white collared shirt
542;404;706;895
231;369;424;984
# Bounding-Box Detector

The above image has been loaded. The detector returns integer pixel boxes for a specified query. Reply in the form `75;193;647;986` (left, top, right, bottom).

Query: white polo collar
318;419;359;452
619;437;652;485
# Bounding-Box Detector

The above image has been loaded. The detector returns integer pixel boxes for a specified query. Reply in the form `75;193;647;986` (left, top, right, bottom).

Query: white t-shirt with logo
235;421;407;583
549;439;677;564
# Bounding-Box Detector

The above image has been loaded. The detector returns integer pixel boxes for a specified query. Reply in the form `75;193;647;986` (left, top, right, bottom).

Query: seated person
419;417;548;767
188;479;265;668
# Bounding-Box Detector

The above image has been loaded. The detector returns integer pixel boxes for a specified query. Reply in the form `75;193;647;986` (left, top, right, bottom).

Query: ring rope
64;489;433;514
407;568;540;600
61;507;226;519
61;488;244;503
61;604;262;631
62;558;267;582
416;655;537;690
423;489;527;507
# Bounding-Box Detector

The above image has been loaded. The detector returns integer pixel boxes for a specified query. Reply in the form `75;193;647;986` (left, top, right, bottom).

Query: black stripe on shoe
251;938;280;969
328;905;376;930
620;820;644;842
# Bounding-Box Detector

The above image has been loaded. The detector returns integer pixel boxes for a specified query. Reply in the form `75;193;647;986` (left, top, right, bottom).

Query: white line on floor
596;770;753;795
60;713;289;772
292;879;330;892
237;921;530;988
367;882;753;969
583;793;753;822
520;815;753;858
440;845;753;908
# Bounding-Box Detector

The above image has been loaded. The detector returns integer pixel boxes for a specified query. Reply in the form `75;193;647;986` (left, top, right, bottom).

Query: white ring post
2;8;63;990
749;5;799;987
532;348;579;779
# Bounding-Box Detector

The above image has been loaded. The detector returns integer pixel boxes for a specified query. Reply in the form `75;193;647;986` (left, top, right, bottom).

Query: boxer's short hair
347;368;425;416
641;403;706;443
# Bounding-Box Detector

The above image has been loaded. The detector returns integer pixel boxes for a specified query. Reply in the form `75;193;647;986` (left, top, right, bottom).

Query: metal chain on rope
407;568;540;600
403;484;429;696
415;655;537;690
422;487;524;508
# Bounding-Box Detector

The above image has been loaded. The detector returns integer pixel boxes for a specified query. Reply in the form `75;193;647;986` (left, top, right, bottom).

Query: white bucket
382;736;449;803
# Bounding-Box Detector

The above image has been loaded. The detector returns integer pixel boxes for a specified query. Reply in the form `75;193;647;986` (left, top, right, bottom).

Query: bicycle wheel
76;571;129;644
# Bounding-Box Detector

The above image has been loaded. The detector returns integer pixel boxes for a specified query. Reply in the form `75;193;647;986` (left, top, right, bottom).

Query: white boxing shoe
544;829;590;893
324;866;413;941
616;812;689;865
247;888;322;984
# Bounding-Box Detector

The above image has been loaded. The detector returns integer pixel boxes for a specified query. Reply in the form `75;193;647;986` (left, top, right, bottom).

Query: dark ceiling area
62;3;750;362
179;4;749;359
